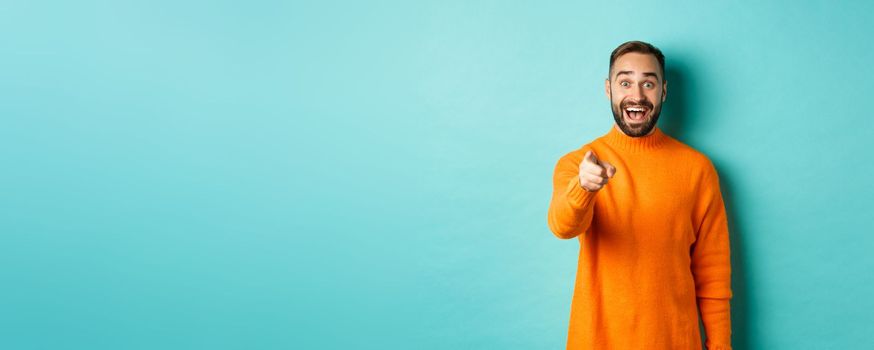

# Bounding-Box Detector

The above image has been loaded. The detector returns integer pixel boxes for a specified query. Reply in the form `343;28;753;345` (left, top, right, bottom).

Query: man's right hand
578;150;617;192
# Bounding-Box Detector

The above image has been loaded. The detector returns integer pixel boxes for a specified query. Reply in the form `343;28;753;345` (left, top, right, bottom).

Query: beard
610;91;662;137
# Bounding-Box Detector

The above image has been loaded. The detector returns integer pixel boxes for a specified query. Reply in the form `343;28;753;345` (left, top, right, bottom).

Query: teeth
626;107;645;112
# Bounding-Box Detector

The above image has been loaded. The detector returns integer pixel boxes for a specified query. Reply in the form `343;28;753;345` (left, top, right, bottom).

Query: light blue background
2;1;872;349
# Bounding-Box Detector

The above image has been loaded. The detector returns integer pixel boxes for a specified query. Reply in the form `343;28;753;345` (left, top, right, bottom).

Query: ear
605;78;611;101
661;79;668;102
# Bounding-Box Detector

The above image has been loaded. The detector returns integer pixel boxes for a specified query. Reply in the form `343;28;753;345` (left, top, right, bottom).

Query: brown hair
609;40;665;80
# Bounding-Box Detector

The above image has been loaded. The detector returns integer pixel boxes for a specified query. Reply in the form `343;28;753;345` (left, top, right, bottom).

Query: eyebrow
615;70;660;81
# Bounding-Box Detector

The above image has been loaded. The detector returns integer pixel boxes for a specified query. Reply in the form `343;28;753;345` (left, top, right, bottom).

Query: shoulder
552;140;604;178
666;136;718;175
664;139;725;199
555;139;597;164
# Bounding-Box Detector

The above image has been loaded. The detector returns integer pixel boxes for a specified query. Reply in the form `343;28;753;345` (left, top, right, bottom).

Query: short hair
609;40;665;81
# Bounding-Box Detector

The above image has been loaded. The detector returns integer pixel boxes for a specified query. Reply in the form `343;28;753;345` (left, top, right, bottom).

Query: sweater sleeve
691;161;733;349
698;297;732;350
546;151;598;239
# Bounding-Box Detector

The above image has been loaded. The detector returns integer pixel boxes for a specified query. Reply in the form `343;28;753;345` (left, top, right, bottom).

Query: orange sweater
547;125;733;350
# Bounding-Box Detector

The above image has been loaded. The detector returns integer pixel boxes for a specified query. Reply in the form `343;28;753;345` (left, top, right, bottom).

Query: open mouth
623;106;649;123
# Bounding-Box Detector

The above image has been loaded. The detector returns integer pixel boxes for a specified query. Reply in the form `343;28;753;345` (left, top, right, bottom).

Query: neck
603;123;668;153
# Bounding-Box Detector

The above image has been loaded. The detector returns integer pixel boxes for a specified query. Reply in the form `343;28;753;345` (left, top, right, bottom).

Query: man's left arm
691;161;733;350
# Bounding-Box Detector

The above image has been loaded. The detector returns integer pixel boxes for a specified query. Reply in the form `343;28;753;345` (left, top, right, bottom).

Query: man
546;41;733;350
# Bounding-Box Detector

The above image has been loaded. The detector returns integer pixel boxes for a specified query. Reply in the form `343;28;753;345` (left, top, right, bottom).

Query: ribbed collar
602;124;669;153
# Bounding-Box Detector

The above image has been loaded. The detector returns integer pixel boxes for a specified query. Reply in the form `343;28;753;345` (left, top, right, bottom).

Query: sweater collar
602;124;669;152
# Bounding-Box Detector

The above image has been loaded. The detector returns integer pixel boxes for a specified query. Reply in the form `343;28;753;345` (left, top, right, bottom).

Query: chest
590;160;698;248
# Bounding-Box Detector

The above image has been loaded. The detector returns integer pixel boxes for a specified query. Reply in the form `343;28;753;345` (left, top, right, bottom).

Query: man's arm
691;161;734;350
546;152;598;239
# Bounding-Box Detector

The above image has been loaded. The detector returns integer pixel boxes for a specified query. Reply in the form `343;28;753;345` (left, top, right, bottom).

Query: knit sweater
547;125;733;350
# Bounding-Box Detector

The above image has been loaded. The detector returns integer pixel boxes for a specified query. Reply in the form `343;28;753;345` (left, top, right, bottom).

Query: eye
643;82;654;89
620;81;630;87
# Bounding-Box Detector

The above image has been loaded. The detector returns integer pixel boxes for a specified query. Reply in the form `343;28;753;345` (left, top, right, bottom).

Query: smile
623;106;649;123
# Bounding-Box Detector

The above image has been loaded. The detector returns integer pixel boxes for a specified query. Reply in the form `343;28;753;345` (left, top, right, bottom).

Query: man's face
604;52;667;137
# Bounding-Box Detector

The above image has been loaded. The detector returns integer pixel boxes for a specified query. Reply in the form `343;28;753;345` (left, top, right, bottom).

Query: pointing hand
578;150;617;192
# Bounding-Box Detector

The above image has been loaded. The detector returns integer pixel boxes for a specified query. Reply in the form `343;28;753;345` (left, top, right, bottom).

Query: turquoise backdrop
2;1;872;349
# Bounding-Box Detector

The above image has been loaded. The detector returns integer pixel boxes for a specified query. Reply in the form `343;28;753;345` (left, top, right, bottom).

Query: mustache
620;100;653;109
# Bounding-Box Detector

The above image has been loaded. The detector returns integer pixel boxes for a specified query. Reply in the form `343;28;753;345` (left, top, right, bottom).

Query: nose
632;84;645;100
